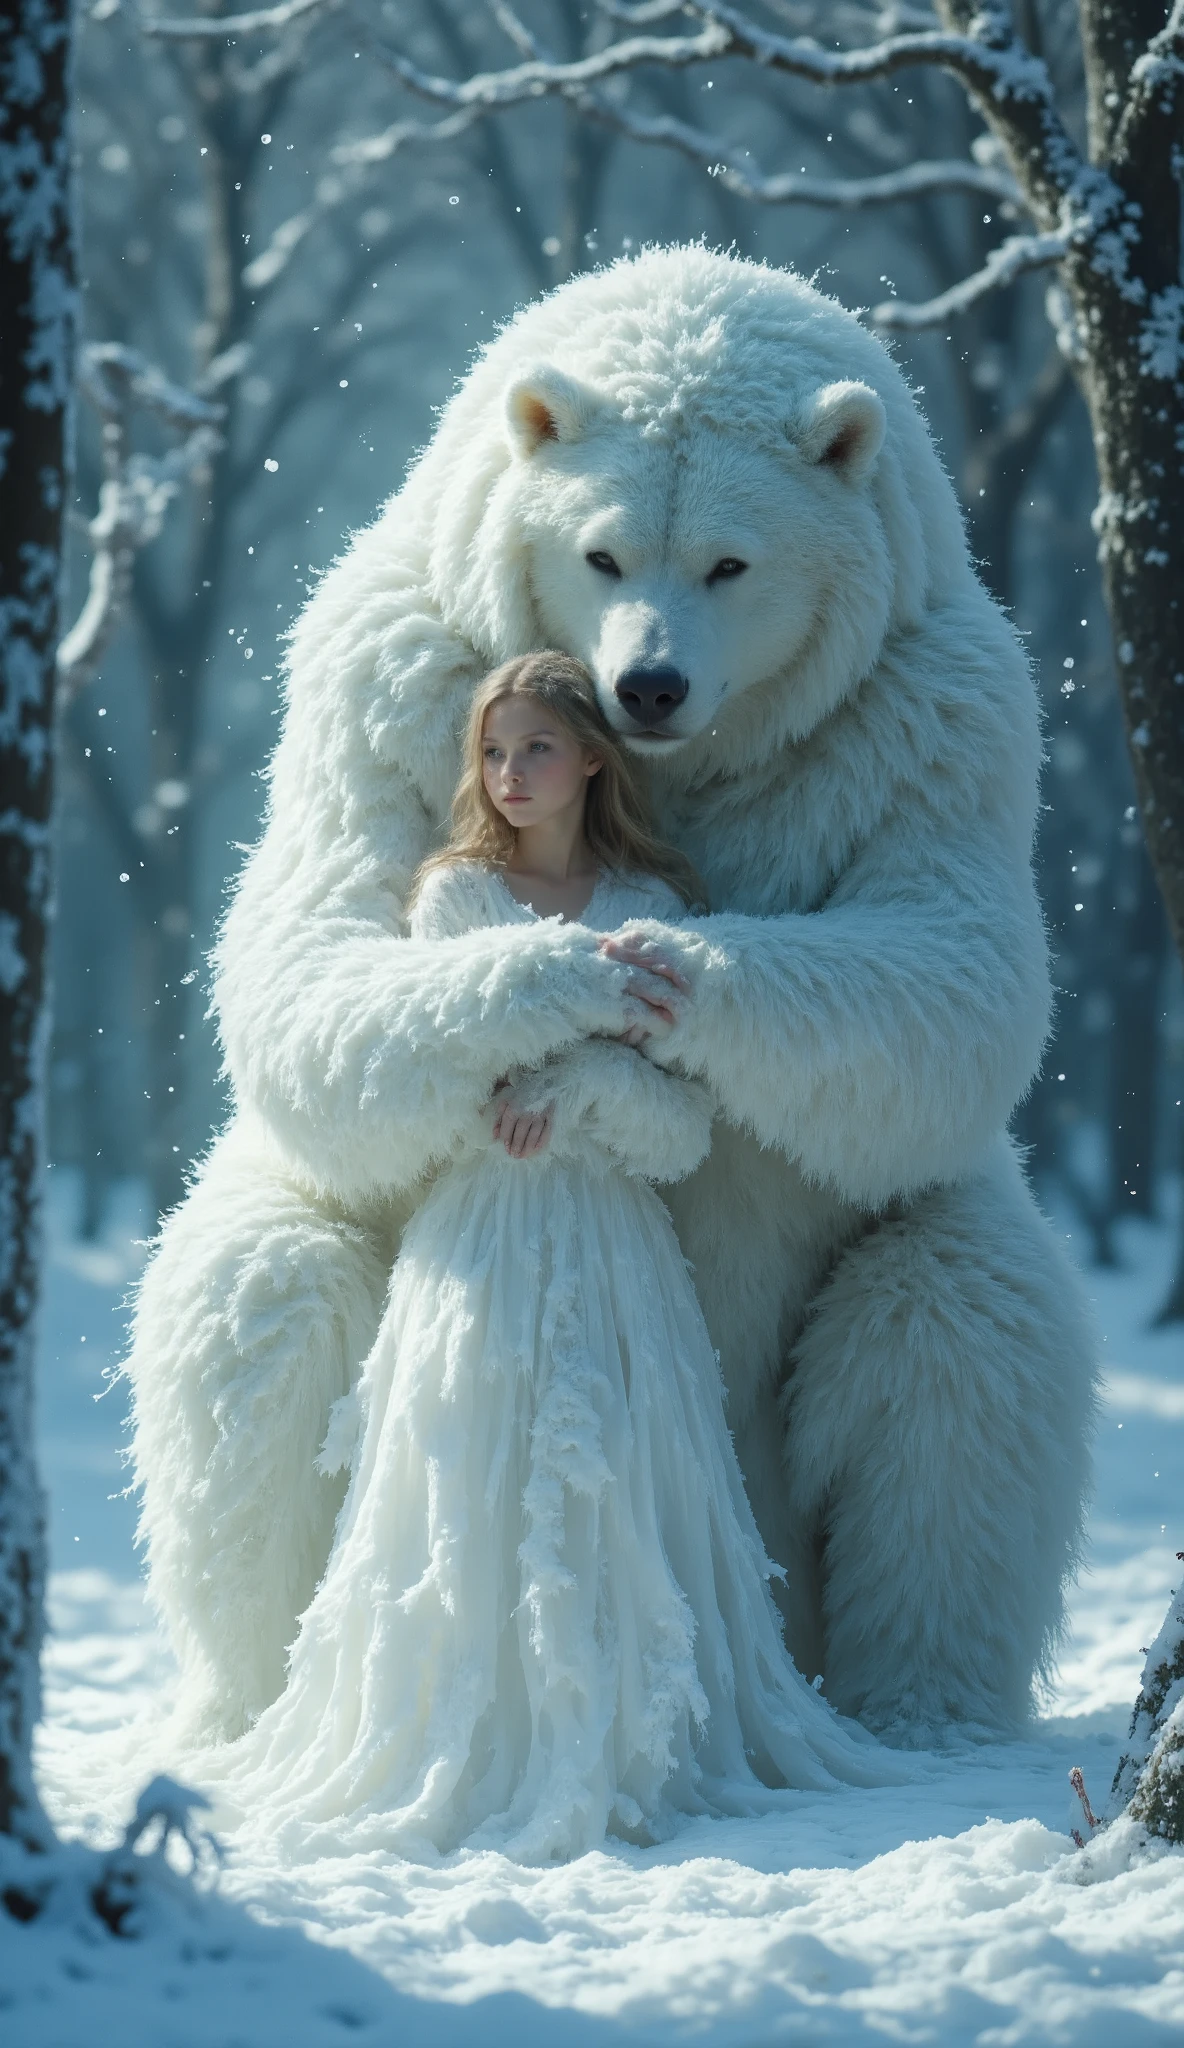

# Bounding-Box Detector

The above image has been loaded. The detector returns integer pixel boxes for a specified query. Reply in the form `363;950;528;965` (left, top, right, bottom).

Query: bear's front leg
124;1121;397;1740
782;1141;1099;1737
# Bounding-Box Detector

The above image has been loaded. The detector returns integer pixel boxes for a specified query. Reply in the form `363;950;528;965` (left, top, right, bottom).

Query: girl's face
481;694;602;830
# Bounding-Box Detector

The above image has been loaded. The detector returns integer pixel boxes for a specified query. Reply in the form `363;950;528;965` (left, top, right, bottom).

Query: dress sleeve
496;873;711;1182
508;1040;714;1185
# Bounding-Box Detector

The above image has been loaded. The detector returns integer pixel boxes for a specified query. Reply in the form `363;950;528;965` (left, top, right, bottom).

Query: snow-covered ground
9;1171;1184;2045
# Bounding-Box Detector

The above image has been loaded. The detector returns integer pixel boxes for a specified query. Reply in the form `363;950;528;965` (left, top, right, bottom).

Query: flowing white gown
211;862;896;1864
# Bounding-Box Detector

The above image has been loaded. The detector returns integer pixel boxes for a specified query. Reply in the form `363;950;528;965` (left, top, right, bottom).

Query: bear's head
503;363;890;749
408;245;971;782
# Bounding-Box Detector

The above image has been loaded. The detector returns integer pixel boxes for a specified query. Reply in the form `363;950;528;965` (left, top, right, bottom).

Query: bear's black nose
614;666;689;727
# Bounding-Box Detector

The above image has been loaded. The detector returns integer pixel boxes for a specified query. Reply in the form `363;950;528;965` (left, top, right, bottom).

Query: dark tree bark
0;0;74;1847
934;0;1184;964
1107;837;1167;1221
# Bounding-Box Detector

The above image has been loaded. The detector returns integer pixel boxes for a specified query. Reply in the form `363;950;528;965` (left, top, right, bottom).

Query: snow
6;1170;1183;2044
1139;286;1184;383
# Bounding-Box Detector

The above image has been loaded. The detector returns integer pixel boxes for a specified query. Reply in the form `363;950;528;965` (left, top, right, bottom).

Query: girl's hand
599;929;690;1030
616;1022;651;1050
490;1087;554;1159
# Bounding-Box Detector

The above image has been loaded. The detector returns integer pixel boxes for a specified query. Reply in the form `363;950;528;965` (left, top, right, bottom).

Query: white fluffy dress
207;862;896;1864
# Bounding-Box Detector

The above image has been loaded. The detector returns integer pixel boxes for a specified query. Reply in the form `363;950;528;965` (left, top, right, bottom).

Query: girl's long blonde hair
409;651;706;911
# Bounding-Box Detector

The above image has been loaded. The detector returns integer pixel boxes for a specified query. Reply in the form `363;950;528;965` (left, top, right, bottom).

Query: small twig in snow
91;1776;223;1936
1068;1764;1101;1849
121;1774;221;1865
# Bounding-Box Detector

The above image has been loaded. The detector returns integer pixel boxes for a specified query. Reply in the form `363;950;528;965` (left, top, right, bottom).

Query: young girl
213;652;896;1864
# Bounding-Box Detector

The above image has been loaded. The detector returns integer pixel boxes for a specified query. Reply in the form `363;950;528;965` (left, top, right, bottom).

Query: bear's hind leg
783;1142;1099;1738
124;1124;394;1741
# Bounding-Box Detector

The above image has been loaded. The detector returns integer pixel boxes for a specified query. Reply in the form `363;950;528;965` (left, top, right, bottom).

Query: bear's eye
706;558;748;585
585;550;622;579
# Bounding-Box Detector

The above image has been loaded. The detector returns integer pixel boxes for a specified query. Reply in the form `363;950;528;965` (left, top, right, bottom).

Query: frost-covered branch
337;0;1084;256
598;0;690;22
152;0;1057;112
346;0;1021;216
138;0;1079;245
369;13;1032;117
567;98;1019;208
245;104;483;290
329;101;483;166
57;347;224;704
140;0;1086;258
873;227;1069;328
140;0;334;39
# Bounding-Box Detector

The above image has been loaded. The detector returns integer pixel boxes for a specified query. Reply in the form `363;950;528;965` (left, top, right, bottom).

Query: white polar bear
125;246;1098;1745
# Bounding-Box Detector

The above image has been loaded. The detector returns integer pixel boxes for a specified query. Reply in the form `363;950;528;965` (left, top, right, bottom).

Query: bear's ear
796;381;886;482
505;365;600;457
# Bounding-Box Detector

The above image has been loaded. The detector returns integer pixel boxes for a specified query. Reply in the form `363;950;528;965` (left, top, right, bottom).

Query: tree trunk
0;0;75;1847
1074;5;1184;968
931;2;1184;971
1083;340;1184;968
1107;838;1167;1222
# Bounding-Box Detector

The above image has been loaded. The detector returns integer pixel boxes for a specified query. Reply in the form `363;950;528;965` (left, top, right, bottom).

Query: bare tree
0;0;73;1850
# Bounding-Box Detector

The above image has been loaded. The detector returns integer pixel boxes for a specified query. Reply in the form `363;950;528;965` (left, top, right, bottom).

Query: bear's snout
613;664;689;730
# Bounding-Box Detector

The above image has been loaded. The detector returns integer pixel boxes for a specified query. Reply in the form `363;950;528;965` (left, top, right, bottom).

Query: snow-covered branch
342;0;1022;217
872;227;1070;329
331;0;1079;246
374;14;1028;118
57;347;224;704
566;94;1019;208
140;0;333;39
136;0;1081;258
146;0;1053;109
243;104;482;290
598;0;690;22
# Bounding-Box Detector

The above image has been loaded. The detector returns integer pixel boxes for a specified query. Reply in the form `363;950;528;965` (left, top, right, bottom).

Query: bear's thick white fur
125;247;1098;1744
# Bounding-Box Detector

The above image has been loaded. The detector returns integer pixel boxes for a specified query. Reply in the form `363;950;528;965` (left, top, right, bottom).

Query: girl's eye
706;557;748;585
529;742;548;753
586;550;622;579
